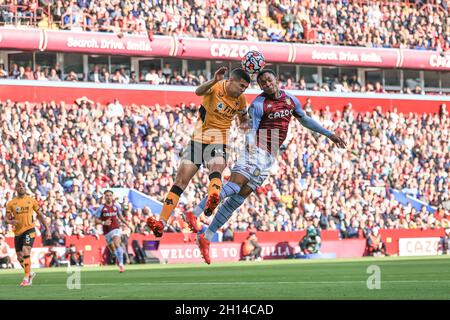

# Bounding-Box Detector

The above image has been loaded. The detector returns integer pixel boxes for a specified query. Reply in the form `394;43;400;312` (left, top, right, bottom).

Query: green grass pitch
1;256;449;300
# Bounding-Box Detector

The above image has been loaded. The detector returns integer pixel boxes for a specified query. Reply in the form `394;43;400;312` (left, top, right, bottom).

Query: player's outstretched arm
292;96;347;148
296;113;346;148
195;66;227;96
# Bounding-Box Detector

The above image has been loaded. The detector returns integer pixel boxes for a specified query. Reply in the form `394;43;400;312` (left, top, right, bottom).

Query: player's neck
269;90;282;100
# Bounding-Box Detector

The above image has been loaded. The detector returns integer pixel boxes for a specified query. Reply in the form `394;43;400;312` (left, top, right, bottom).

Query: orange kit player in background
5;180;51;287
146;67;251;237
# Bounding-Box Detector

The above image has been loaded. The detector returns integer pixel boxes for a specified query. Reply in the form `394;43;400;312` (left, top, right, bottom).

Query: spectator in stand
48;68;61;81
0;64;8;79
88;65;104;83
440;103;448;118
0;234;13;269
65;71;79;82
374;82;386;93
9;64;20;78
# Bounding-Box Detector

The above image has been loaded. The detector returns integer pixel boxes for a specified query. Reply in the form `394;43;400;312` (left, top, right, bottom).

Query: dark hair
256;69;277;83
230;68;251;83
104;190;114;195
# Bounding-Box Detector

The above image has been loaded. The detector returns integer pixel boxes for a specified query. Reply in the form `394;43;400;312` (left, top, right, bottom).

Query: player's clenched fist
214;67;228;82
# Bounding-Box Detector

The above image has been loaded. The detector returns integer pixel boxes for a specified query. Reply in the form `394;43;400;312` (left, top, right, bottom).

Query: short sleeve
204;80;221;97
115;204;123;216
92;205;103;219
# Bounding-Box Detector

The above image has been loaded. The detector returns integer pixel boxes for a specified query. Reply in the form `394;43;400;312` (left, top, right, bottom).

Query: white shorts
105;228;122;245
231;147;276;191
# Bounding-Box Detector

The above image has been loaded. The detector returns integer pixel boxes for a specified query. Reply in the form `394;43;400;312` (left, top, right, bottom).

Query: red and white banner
43;30;174;57
141;240;365;264
1;28;449;70
398;237;441;256
292;44;400;68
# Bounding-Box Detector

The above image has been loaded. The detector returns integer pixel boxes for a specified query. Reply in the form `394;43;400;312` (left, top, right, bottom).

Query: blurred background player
190;69;346;263
5;181;51;286
93;190;131;273
300;225;322;255
146;67;251;237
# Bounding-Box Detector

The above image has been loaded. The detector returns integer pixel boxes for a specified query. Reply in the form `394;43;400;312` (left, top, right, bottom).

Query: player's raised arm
291;96;347;149
195;66;227;96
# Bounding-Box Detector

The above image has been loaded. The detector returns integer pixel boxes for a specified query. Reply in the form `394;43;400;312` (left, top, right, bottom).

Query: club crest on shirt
15;207;20;213
267;104;272;109
286;98;291;105
253;168;261;177
216;102;225;112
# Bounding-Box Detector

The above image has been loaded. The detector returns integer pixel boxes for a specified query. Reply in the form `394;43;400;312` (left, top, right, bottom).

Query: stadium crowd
0;98;449;244
0;0;448;50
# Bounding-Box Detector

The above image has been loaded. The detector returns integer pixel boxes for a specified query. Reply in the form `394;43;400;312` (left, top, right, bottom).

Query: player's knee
208;162;226;173
174;177;190;190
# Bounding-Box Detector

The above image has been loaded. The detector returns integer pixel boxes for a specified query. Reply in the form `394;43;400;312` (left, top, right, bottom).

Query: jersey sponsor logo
165;198;174;205
102;206;118;217
268;109;293;119
102;212;118;217
210;43;259;58
15;206;29;214
214;104;236;118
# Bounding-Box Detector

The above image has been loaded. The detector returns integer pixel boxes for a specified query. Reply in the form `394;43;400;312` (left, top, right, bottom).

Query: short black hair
256;69;277;83
104;190;114;195
230;68;251;83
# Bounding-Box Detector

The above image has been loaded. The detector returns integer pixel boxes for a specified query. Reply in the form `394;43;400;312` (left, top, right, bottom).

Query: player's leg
147;161;199;236
16;229;35;286
203;144;228;216
193;172;249;218
196;144;251;218
197;147;274;264
112;233;125;272
187;172;248;233
197;185;253;264
147;140;201;237
205;185;253;241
